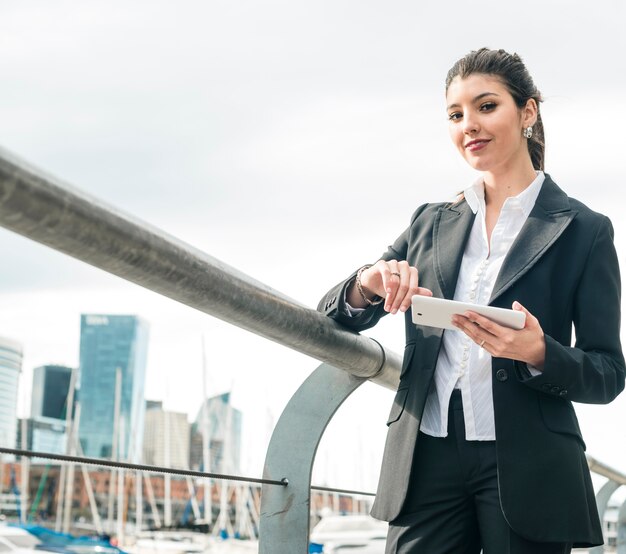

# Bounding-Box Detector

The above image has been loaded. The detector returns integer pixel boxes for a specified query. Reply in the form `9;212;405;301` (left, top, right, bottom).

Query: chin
464;156;492;172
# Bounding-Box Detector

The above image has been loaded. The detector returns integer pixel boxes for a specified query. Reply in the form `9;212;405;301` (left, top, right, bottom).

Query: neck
482;158;537;208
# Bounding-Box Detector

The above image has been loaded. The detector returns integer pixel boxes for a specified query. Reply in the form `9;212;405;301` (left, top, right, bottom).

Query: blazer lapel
489;175;577;305
433;200;476;299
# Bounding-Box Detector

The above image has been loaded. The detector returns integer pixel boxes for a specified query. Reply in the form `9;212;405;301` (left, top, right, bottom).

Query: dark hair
445;48;545;171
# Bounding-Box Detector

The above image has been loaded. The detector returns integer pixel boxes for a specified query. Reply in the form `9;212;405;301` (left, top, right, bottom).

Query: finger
390;262;411;313
512;301;538;328
481;341;495;355
452;314;480;340
382;260;400;293
463;310;505;337
399;266;418;313
400;266;419;312
452;314;492;346
381;261;400;311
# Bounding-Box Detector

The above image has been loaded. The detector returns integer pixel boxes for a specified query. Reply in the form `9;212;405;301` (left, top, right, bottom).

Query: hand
360;260;433;314
451;301;546;368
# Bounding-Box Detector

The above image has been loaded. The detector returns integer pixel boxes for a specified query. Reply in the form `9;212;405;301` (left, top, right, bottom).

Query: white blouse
420;171;544;440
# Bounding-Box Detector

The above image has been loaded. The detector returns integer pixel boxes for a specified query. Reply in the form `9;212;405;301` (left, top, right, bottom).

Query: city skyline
0;328;245;441
1;0;625;495
2;320;244;470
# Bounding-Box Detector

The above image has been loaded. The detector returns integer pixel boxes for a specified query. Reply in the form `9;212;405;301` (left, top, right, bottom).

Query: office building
24;365;74;456
31;365;73;421
17;417;67;455
143;401;190;468
77;314;149;462
190;392;242;473
0;337;22;450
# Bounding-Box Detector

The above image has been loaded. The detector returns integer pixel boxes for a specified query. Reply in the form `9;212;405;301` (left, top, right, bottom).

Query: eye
448;112;462;121
480;101;497;112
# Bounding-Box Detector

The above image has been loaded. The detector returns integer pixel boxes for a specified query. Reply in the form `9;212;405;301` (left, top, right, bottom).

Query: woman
318;48;625;553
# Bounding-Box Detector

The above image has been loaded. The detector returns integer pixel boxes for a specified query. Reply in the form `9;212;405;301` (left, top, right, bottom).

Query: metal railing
0;146;400;389
1;145;625;553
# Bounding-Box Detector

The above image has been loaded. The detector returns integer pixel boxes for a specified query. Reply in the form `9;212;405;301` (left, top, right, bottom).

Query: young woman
318;48;625;553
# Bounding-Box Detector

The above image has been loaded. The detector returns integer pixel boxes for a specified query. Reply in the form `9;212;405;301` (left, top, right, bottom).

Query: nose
462;113;479;135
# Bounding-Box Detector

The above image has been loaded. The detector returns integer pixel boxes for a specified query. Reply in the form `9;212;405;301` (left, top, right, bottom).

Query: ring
391;272;401;278
479;340;485;347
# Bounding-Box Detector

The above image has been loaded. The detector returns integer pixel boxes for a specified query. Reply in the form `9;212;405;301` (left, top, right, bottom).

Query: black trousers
385;390;572;554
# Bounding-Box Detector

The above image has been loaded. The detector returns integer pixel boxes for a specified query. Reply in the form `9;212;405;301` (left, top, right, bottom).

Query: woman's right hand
359;260;433;314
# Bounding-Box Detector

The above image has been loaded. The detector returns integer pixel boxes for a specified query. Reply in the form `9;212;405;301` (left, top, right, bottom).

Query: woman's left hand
452;301;546;369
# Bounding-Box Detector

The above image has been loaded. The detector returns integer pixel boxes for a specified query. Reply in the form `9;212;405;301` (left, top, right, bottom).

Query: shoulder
408;200;461;225
542;174;611;231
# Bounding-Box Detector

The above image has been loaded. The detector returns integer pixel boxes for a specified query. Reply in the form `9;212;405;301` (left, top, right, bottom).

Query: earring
523;126;533;139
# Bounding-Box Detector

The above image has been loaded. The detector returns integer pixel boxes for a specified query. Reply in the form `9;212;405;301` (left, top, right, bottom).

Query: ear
522;98;538;128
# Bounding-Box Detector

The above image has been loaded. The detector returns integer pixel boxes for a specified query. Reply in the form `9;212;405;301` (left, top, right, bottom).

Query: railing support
590;480;621;553
259;362;367;553
618;498;626;553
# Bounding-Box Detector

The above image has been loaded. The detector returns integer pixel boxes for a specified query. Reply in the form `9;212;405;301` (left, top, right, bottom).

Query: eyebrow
447;91;500;111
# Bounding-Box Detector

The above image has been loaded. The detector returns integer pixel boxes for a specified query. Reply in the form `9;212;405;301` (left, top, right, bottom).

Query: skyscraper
17;417;67;455
143;401;190;469
29;365;74;455
31;365;73;420
77;315;149;462
190;392;242;473
0;336;22;450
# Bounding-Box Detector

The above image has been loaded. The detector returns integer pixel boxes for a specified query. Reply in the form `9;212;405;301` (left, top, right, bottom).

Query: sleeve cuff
343;288;366;316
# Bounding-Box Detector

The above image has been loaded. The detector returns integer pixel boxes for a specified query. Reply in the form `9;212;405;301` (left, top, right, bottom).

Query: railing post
259;362;368;553
617;498;626;554
590;479;620;554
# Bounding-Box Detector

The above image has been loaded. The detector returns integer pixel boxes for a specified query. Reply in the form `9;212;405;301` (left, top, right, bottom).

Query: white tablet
411;295;526;331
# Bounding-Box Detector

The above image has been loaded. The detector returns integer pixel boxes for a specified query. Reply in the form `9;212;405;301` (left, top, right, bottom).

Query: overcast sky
1;1;626;495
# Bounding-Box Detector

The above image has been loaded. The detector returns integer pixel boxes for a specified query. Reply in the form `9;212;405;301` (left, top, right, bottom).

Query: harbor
1;9;626;548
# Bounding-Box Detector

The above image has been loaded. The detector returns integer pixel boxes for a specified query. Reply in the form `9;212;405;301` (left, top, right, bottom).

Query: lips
465;139;490;152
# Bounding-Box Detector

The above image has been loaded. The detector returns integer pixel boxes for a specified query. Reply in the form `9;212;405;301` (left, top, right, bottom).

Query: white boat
0;524;45;554
124;531;215;554
208;541;258;554
124;533;258;554
309;514;387;553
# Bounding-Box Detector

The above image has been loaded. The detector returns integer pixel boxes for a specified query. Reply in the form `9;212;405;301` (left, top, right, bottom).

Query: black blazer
318;175;625;547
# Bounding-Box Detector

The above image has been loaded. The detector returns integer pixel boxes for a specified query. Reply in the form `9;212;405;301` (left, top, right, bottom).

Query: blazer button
551;386;560;394
559;390;568;398
496;369;508;382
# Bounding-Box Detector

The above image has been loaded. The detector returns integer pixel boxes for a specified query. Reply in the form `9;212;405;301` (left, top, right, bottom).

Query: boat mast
163;409;171;527
19;417;29;522
143;473;161;528
62;401;79;533
73;433;103;534
213;393;233;538
201;336;212;526
55;367;77;531
107;367;122;533
135;469;142;534
116;416;126;543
